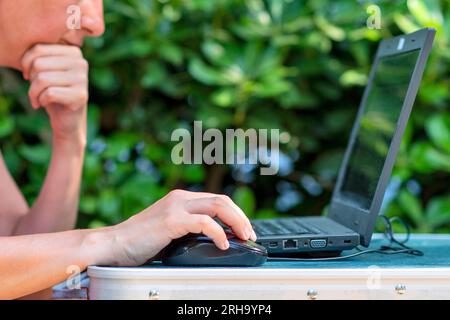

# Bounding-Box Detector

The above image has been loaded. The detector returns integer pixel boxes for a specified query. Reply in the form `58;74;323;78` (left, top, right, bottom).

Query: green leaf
407;0;443;30
87;105;101;143
253;80;292;98
188;58;228;85
425;113;450;153
393;13;421;33
0;116;14;138
159;43;183;66
410;142;450;173
255;208;281;219
312;150;344;180
398;190;424;226
233;186;256;217
80;196;98;215
202;41;226;65
314;15;346;41
426;197;450;229
339;70;368;87
98;189;121;222
18;144;51;165
141;61;167;88
88;220;108;229
91;67;119;91
16;113;47;135
182;165;205;183
211;88;236;107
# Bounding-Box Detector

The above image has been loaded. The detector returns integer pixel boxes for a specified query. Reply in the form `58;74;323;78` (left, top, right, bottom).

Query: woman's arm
12;44;90;235
13;137;85;235
0;152;29;235
0;228;108;299
1;190;257;300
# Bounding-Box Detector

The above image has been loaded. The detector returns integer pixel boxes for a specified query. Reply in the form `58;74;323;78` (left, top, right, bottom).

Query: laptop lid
328;28;435;246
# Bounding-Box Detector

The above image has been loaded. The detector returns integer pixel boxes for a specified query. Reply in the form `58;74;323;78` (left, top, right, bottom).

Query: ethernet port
283;239;298;249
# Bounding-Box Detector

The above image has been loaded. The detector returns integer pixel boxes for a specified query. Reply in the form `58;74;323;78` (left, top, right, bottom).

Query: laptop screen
338;49;420;210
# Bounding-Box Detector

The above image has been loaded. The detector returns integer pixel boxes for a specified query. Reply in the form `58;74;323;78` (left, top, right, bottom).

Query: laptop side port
310;239;327;249
268;241;278;248
283;239;298;249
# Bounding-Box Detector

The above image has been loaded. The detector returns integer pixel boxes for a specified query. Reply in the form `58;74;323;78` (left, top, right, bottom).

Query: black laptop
252;28;435;257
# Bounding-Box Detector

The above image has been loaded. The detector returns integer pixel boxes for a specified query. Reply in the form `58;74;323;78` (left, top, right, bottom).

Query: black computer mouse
161;231;267;267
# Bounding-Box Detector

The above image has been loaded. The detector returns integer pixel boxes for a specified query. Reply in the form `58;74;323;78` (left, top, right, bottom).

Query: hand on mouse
92;190;257;266
21;44;89;147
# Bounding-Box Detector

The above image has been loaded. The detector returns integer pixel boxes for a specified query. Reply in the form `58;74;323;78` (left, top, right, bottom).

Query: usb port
283;239;298;249
268;241;278;248
310;239;327;249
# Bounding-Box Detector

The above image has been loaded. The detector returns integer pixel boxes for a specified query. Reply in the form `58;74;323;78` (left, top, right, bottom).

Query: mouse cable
266;215;424;262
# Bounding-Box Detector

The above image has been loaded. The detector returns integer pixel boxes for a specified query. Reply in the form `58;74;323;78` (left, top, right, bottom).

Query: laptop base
252;216;360;256
268;250;343;259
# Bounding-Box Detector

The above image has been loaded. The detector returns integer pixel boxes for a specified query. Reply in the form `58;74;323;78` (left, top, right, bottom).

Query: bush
0;0;449;232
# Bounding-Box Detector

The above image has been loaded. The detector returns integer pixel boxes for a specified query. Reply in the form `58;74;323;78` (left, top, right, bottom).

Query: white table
80;234;450;300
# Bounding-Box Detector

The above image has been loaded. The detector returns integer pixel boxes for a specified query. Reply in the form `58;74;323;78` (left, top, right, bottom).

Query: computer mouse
161;231;267;267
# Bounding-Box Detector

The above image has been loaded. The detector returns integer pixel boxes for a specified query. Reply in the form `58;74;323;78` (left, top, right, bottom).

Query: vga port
310;239;327;249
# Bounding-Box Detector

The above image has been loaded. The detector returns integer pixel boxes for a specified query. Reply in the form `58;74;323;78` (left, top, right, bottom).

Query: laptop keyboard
252;219;321;236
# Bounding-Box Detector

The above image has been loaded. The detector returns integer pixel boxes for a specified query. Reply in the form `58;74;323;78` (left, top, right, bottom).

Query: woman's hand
21;44;89;146
97;190;257;266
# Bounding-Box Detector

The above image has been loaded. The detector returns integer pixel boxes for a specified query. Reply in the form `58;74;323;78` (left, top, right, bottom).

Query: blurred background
0;0;449;232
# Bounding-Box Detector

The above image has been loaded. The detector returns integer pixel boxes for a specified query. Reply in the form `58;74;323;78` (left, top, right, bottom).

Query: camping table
53;234;450;300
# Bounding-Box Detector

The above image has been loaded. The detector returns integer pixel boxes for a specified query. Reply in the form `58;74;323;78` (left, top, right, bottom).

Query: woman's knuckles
197;215;212;230
69;46;83;57
162;212;182;235
211;196;229;212
32;57;46;72
78;58;89;70
166;189;187;200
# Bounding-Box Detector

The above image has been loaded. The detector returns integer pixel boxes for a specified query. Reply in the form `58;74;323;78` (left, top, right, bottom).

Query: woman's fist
21;44;89;144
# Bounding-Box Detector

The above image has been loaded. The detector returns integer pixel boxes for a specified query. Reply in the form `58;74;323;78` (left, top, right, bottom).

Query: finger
38;86;87;110
21;44;82;80
28;57;79;81
183;192;256;241
185;197;252;241
185;214;229;250
28;72;73;109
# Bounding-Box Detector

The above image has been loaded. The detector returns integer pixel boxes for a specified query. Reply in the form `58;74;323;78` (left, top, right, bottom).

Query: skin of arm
1;43;90;236
2;23;97;236
0;228;111;299
13;137;86;235
0;153;29;235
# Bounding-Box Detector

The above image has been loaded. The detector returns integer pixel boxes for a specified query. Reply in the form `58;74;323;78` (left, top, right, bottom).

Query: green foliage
0;0;449;232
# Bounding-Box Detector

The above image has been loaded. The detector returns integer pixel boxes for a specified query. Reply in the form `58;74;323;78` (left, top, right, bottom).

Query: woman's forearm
14;136;86;235
1;190;258;299
0;227;114;299
0;152;29;236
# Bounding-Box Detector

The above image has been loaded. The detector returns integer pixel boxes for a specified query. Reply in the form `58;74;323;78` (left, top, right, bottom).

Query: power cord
267;215;423;262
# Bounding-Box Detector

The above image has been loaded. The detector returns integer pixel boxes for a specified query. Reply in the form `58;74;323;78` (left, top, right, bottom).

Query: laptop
252;28;436;257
